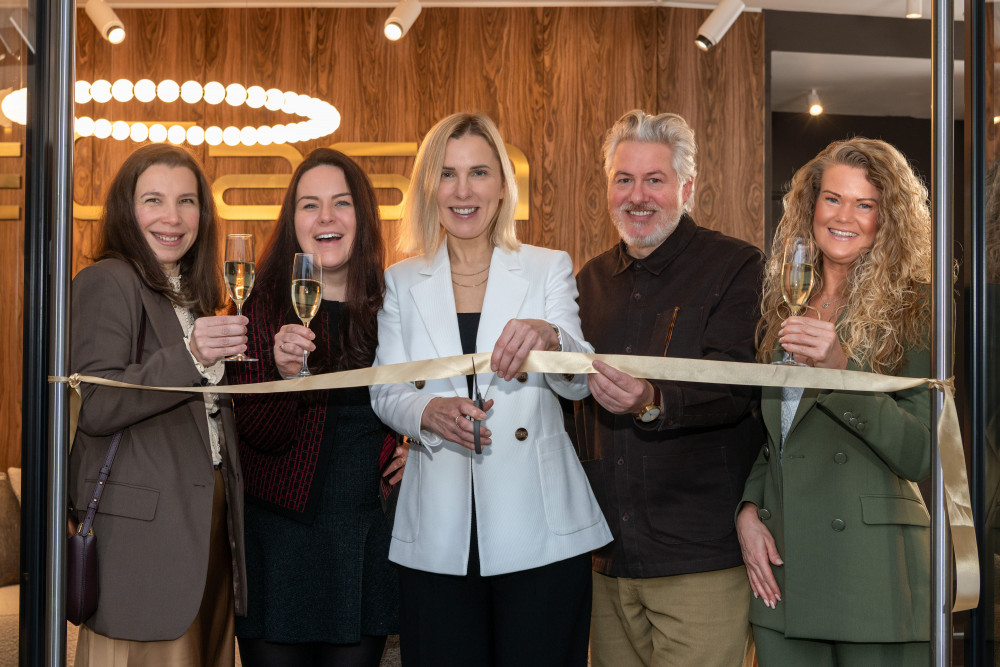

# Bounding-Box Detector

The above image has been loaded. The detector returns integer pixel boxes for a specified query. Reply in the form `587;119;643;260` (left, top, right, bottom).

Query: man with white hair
574;109;765;666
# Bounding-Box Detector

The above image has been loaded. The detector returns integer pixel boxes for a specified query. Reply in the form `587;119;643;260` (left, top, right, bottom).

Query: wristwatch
550;323;562;351
634;384;662;423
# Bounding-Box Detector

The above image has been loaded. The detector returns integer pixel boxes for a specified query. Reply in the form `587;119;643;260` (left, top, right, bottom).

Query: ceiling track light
85;0;125;44
906;0;923;19
807;89;823;116
384;0;421;41
695;0;745;52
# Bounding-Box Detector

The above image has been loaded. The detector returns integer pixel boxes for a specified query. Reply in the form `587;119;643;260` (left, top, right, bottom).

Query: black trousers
397;518;592;667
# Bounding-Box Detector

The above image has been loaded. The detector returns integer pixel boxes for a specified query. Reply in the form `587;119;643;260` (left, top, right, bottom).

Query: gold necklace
452;275;489;288
451;264;490;277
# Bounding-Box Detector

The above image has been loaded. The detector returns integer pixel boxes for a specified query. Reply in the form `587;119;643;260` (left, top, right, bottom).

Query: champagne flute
773;236;815;366
224;233;257;362
291;253;323;377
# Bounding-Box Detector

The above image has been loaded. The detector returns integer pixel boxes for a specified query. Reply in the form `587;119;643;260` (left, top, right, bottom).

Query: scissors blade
471;356;483;454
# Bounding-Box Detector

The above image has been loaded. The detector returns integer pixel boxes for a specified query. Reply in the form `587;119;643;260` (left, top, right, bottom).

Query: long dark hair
96;143;224;317
253;148;385;371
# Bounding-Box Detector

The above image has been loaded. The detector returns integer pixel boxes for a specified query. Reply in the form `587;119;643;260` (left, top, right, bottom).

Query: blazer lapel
786;389;819;441
476;248;529;397
410;244;466;398
138;286;212;456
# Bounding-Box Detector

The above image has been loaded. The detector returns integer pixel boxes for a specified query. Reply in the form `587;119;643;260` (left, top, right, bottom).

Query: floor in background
382;635;401;666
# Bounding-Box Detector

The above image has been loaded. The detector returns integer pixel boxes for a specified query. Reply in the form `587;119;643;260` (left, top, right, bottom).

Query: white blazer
370;243;612;576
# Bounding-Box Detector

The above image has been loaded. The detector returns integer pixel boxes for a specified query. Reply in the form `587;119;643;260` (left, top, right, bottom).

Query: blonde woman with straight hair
370;112;611;666
737;138;933;666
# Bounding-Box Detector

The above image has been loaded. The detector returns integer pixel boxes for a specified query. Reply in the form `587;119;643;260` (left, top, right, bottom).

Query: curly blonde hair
757;138;932;374
985;157;1000;284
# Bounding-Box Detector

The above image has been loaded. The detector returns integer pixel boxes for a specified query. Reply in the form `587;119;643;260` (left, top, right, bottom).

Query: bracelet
550;324;563;352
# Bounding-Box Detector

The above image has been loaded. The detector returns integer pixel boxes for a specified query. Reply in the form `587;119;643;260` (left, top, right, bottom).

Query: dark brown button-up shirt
574;215;766;578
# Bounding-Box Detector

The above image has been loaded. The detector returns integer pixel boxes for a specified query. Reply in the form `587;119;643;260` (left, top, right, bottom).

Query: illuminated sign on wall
66;140;530;223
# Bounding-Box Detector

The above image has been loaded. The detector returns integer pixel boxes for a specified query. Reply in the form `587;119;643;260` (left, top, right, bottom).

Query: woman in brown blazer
69;144;249;666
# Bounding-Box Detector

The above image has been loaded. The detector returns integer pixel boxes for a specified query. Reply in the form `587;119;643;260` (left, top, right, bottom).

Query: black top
574;214;766;578
322;300;370;406
457;312;481;398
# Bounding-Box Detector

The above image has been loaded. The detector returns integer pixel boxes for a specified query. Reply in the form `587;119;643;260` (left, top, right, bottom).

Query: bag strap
78;306;147;537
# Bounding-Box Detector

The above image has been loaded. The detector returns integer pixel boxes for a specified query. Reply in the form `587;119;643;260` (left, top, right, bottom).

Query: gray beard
611;208;682;251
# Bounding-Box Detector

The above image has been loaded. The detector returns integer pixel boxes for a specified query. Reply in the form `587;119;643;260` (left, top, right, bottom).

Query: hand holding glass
291;253;322;377
224;234;257;362
774;237;814;366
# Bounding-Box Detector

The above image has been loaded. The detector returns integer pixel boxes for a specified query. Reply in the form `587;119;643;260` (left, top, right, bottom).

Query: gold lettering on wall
0;142;21;219
331;142;417;220
505;143;530;221
209;144;305;221
65;140;530;223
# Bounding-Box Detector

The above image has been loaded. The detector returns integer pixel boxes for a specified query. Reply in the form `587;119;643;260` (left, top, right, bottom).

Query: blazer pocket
84;479;159;521
537;433;603;535
860;494;930;526
391;445;421;543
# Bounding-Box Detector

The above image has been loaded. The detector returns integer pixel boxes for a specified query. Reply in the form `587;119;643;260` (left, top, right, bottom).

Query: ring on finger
454;416;460;425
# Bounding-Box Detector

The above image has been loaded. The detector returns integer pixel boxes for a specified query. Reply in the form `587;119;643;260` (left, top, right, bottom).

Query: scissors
471;356;485;454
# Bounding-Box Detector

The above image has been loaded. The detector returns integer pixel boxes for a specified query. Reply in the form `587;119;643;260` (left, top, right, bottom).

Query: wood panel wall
0;6;764;468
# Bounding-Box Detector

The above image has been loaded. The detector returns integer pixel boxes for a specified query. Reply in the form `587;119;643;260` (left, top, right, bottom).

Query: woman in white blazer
370;112;611;666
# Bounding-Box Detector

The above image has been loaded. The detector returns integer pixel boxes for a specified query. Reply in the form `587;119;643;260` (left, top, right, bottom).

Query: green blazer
741;340;932;643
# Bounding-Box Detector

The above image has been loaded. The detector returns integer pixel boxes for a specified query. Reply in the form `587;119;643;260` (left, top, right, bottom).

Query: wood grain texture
0;6;765;466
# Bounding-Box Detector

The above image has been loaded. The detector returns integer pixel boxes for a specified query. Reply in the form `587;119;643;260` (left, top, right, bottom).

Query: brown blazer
68;258;247;641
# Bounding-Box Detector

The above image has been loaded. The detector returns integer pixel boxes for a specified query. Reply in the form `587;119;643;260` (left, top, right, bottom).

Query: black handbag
67;307;146;626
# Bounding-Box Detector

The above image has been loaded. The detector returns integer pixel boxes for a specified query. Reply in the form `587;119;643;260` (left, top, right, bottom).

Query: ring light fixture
3;78;341;147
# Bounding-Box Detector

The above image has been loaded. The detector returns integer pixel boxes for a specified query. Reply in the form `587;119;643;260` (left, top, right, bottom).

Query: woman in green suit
736;138;933;666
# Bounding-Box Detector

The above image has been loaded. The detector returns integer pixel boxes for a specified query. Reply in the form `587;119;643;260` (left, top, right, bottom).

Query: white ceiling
99;0;963;119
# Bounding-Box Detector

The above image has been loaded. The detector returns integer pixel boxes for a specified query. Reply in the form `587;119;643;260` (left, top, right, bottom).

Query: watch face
639;406;661;423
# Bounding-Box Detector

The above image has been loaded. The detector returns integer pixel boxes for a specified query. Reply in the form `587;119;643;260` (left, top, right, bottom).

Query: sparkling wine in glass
224;234;257;362
774;236;815;366
291;253;322;377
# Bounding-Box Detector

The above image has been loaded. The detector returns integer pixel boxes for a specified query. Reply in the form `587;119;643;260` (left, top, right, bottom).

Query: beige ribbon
49;350;978;611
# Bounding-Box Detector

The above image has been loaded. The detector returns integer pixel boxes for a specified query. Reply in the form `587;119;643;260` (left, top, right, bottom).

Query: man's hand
588;359;655;415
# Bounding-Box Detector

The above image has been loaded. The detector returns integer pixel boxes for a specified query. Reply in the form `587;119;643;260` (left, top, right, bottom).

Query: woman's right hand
189;315;248;367
273;323;316;378
420;396;494;451
778;315;847;369
736;503;783;608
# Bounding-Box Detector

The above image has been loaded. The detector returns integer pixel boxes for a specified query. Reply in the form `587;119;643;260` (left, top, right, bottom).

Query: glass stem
299;350;309;375
782;306;800;364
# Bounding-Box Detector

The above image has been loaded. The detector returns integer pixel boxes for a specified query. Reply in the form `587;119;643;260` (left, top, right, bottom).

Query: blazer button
757;508;771;520
516;372;528;383
414;380;425;390
562;373;575;381
831;518;846;531
762;444;770;461
833;452;847;464
849;417;858;426
843;411;854;420
857;422;866;431
515;428;528;441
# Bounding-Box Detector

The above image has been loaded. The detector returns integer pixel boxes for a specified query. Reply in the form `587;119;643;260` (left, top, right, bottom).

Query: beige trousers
590;566;755;667
76;470;235;667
